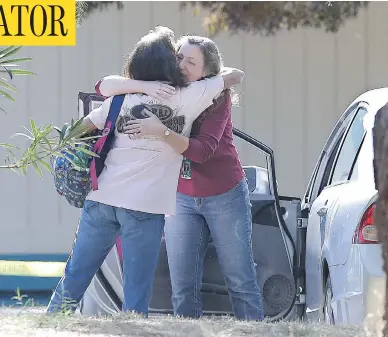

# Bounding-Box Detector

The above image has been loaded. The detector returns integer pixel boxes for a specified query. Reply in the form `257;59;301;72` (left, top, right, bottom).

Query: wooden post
373;102;388;337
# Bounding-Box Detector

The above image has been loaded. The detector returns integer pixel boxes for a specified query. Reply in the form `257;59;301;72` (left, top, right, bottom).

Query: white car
77;89;385;326
303;88;385;325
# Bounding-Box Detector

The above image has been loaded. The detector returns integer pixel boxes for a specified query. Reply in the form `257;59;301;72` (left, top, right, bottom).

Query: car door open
150;129;303;320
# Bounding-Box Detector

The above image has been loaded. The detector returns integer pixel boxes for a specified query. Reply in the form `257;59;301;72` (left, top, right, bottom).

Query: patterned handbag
51;94;125;208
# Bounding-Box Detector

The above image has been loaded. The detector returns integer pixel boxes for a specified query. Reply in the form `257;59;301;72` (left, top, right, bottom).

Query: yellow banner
0;260;66;277
0;0;76;46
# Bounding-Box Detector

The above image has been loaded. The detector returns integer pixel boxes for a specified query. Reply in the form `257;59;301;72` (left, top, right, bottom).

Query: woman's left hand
122;110;166;139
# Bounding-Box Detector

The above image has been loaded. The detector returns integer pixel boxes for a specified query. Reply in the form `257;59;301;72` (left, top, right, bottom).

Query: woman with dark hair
46;26;244;316
96;34;264;321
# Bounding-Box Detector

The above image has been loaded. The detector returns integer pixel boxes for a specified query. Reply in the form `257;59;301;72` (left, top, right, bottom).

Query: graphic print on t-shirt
116;103;186;135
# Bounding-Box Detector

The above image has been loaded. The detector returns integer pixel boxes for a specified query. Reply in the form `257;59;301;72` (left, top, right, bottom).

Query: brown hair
122;26;188;88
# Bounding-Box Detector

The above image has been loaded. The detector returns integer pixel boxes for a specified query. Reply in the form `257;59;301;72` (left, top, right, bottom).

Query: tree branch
182;1;368;36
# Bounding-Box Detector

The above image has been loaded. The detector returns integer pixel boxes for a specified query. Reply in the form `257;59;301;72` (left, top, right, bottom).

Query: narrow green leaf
10;69;35;76
37;158;52;172
5;148;17;162
42;124;54;133
0;89;15;101
71;117;84;130
30;119;37;137
0;79;17;92
1;66;13;80
0;143;19;149
20;164;27;175
75;147;98;157
11;132;34;140
65;126;88;141
0;64;22;68
59;124;68;144
21;126;34;137
32;161;43;177
0;46;22;60
1;57;33;64
0;69;35;76
0;46;17;58
41;136;53;151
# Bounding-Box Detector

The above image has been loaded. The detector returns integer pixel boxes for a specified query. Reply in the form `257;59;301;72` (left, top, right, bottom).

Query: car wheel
323;275;335;324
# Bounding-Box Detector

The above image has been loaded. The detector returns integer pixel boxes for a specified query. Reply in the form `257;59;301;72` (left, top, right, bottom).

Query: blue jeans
165;178;264;320
46;200;164;316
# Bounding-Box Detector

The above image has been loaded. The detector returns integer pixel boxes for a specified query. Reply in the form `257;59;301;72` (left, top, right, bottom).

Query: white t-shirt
85;75;224;215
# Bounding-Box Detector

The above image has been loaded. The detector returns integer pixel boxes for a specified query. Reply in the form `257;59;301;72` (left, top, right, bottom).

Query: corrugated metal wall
1;2;388;255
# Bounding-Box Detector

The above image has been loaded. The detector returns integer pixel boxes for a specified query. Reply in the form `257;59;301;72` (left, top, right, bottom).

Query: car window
329;107;367;185
350;150;360;181
305;102;360;203
303;155;321;203
318;133;343;194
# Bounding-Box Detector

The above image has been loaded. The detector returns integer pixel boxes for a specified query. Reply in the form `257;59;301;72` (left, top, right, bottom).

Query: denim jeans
46;200;164;316
164;178;264;320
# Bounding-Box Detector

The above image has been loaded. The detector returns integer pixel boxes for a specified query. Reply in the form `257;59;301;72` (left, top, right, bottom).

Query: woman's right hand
142;81;176;100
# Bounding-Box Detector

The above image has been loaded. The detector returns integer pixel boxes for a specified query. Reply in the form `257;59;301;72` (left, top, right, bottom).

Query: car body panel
304;88;388;325
329;244;384;325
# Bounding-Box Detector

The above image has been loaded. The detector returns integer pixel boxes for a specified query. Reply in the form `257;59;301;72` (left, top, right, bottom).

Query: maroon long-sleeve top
178;90;245;197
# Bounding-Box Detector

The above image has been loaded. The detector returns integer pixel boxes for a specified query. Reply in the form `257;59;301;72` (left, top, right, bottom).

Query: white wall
1;2;388;254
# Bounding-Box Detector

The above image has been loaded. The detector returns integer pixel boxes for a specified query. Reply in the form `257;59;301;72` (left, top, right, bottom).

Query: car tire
323;275;335;324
